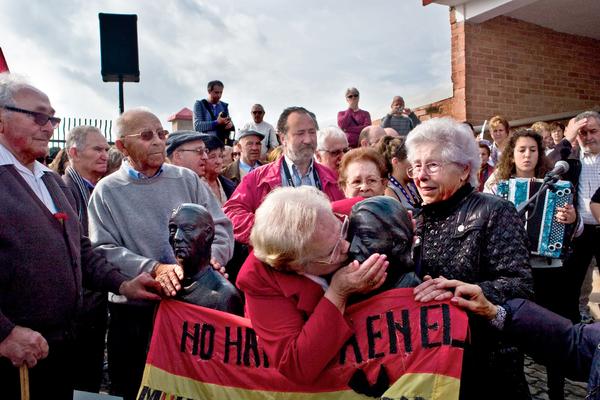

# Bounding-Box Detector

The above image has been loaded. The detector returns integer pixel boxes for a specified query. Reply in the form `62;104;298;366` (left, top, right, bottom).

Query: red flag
139;289;469;400
0;48;9;73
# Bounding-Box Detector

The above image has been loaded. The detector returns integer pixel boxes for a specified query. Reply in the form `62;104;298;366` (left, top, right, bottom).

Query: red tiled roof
168;107;193;121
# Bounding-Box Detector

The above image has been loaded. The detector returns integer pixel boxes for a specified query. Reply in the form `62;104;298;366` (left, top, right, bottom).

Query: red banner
139;288;468;399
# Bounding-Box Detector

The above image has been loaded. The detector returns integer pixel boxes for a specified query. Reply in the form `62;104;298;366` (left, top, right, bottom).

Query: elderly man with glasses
0;74;162;399
87;108;234;400
241;104;279;160
315;126;349;176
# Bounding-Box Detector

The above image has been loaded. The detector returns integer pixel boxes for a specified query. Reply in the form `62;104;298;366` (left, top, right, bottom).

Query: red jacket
223;157;345;244
236;252;353;383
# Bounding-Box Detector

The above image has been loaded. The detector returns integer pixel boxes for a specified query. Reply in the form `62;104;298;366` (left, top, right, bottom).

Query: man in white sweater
88;108;234;400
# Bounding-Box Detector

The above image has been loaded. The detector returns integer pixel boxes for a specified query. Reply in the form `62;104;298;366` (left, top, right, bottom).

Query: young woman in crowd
377;135;422;210
484;129;580;400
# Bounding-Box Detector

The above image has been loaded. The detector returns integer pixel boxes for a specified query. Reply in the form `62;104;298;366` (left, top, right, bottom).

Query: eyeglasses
178;147;209;155
1;105;61;127
407;161;453;178
346;94;359;99
251;111;264;115
123;129;168;141
319;147;350;157
347;176;383;189
314;215;349;265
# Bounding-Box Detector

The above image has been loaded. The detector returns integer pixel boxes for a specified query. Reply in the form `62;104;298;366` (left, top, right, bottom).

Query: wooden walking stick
20;364;29;400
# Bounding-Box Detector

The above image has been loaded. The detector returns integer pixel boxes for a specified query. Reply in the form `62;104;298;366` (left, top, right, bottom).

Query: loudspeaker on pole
99;13;140;82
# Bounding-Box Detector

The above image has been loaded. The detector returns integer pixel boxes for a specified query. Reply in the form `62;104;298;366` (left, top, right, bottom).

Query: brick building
416;0;600;129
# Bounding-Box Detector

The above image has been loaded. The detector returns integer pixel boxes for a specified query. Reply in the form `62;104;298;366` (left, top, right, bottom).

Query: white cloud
0;0;451;132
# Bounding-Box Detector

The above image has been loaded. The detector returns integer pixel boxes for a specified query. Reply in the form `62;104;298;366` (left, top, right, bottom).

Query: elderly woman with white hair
236;186;388;384
408;118;534;400
315;126;349;175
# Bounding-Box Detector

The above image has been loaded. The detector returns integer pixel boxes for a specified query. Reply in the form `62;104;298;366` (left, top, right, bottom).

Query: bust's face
169;207;212;264
348;200;413;272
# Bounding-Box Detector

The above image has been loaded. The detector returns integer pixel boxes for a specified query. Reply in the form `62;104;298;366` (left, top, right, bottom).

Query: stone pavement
524;267;599;399
525;356;588;399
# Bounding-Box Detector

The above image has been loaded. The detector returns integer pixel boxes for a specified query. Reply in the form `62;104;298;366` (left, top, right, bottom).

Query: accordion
496;178;573;258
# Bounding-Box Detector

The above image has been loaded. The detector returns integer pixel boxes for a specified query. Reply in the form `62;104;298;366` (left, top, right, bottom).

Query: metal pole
118;75;124;114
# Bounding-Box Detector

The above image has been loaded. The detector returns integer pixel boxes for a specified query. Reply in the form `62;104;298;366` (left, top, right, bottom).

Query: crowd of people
1;72;599;400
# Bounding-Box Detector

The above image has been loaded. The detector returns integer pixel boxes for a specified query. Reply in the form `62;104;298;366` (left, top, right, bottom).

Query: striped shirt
577;152;600;225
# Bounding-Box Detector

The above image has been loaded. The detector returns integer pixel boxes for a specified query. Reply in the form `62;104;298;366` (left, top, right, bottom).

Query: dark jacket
504;299;600;399
62;168;108;319
223;159;262;187
218;174;236;200
62;168;91;235
0;165;126;343
415;184;534;400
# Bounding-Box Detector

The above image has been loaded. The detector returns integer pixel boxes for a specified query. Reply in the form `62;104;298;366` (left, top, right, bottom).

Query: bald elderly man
88;107;234;400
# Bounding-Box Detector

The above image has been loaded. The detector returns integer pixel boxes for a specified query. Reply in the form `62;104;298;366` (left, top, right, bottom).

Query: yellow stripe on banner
383;372;461;400
138;364;373;400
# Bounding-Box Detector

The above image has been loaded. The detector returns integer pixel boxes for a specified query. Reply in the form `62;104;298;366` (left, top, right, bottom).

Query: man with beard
224;106;345;244
167;203;242;315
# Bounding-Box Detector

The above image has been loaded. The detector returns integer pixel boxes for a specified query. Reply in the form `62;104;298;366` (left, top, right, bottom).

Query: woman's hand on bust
325;254;388;313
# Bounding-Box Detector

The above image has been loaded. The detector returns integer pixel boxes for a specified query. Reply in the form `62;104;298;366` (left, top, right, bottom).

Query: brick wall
465;14;600;123
417;10;600;125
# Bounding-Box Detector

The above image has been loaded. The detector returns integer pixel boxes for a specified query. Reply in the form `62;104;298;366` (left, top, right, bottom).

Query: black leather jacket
415;184;533;304
415;184;534;399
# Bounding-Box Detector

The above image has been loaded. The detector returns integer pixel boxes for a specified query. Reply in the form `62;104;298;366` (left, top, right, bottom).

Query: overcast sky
0;0;451;133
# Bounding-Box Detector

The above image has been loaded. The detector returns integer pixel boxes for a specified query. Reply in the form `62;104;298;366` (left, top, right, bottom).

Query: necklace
389;175;422;207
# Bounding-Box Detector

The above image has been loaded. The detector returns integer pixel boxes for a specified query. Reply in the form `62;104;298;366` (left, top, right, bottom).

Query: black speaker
99;13;140;82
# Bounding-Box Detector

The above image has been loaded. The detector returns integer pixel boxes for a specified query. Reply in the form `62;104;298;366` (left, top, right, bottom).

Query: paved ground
525;267;599;399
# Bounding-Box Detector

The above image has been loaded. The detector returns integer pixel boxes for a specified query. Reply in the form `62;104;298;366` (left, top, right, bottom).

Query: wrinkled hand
414;275;453;302
154;263;184;297
564;117;587;144
0;326;48;368
326;254;388;312
555;204;576;225
120;272;162;301
210;258;229;280
224;121;234;130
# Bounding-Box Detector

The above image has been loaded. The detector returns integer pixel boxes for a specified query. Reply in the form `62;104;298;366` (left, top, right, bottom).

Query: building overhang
424;0;600;40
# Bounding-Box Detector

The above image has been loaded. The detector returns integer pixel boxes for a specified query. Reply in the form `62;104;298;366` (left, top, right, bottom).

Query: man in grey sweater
88;108;234;400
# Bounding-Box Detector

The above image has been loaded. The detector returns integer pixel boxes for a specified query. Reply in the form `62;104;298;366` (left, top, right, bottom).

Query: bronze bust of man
169;203;243;315
348;196;421;296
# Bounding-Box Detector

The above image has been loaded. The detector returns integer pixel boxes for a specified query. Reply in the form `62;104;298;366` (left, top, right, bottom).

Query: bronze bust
169;203;243;315
348;196;421;295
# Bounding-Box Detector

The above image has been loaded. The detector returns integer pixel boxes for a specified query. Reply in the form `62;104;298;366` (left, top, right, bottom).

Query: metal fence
50;117;115;148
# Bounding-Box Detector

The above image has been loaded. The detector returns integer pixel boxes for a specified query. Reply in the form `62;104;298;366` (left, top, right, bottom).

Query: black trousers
72;301;108;393
561;224;600;323
107;302;155;400
0;339;75;400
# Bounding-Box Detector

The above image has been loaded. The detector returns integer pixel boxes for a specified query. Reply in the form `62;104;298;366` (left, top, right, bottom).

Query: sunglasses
2;105;61;127
123;129;168;141
319;147;350;157
346;94;359;99
252;111;264;115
